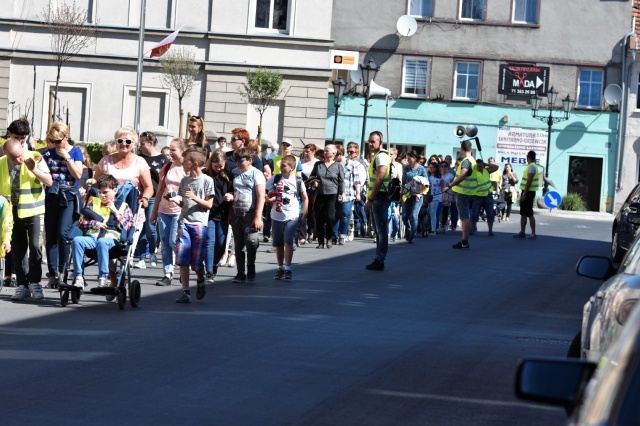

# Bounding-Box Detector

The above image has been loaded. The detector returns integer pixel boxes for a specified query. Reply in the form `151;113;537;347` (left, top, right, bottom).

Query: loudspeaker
455;125;466;137
368;80;391;98
454;125;478;138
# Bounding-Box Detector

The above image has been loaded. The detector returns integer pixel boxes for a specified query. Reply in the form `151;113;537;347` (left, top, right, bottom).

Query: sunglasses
53;138;64;144
230;137;242;142
191;115;202;120
140;131;155;140
347;151;356;154
237;157;250;163
117;138;133;145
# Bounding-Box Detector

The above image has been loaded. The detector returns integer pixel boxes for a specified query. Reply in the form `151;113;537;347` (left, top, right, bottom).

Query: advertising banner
496;126;547;167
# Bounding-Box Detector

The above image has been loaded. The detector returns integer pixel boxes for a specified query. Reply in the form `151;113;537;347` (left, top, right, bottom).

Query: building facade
0;0;333;147
328;0;634;212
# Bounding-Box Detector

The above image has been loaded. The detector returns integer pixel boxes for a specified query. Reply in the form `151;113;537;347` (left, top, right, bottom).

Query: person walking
364;131;391;271
401;151;428;243
514;150;541;240
443;140;477;250
470;159;499;236
500;163;518;221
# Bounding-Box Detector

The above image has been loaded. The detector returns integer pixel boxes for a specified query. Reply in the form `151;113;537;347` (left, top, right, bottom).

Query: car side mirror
576;256;615;280
515;357;597;407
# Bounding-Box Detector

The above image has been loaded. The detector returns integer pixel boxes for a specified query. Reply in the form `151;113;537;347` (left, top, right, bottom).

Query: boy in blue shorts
170;148;214;303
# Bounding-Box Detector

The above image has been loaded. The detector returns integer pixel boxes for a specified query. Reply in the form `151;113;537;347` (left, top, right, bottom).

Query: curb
513;207;614;222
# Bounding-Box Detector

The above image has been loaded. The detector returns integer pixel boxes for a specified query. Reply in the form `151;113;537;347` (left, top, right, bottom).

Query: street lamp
331;76;347;143
530;86;575;194
359;57;380;156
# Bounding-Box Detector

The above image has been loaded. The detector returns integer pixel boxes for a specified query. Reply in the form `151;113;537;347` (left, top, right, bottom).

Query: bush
559;192;588;211
78;142;105;165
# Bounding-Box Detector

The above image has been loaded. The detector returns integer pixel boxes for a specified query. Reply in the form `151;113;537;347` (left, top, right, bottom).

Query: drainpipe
613;21;636;212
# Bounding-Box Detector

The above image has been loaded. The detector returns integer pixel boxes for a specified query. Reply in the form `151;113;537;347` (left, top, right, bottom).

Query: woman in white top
300;143;319;241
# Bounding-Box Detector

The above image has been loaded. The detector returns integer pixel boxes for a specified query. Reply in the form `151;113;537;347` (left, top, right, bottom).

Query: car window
625;184;640;205
620;234;640;274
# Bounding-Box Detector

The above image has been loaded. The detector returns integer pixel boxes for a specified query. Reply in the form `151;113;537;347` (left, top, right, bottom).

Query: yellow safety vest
0;196;12;258
452;156;477;195
272;155;300;175
520;163;541;192
367;150;391;198
85;197;126;240
475;168;492;196
0;152;45;218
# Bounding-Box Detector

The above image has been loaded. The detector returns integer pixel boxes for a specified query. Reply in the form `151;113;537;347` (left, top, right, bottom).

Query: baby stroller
58;181;145;310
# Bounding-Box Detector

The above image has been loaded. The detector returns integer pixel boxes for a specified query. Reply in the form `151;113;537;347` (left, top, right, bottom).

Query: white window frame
459;0;484;21
577;68;604;109
40;81;93;141
512;0;538;24
407;0;433;18
122;86;171;129
402;57;430;98
252;0;294;35
453;61;481;101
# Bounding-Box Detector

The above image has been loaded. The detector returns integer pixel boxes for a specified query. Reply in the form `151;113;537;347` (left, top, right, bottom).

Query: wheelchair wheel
117;289;126;310
71;289;81;304
60;291;69;307
129;280;141;308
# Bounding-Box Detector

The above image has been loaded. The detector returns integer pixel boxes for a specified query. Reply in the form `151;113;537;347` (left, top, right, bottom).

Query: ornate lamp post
359;57;380;156
530;86;575;194
331;76;347;143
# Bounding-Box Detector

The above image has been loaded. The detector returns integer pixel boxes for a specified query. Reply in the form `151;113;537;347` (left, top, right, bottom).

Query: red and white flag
150;26;183;58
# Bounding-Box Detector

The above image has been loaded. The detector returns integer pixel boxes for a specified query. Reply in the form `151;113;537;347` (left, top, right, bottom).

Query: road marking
0;327;114;336
0;350;115;361
367;389;559;411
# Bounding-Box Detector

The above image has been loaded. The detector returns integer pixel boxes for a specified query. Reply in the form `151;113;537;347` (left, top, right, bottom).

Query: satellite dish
349;68;363;85
604;84;622;106
396;15;418;37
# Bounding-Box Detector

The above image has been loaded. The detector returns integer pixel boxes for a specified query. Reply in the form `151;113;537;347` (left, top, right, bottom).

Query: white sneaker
11;285;31;301
29;283;44;300
74;277;85;289
150;254;158;268
134;259;146;269
98;277;109;287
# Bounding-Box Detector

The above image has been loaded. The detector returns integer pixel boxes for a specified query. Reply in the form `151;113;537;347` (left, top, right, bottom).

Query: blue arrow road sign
543;191;563;209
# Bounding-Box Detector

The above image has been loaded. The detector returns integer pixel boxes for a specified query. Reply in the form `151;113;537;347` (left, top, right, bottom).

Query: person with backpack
265;155;308;280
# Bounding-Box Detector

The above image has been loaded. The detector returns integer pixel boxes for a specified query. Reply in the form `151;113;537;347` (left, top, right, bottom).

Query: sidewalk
511;206;614;222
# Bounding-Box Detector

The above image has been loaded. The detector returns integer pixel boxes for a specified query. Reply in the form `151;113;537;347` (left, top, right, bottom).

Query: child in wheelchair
71;174;134;288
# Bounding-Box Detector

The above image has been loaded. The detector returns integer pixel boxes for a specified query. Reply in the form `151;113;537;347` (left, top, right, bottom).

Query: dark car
515;302;640;424
611;183;640;262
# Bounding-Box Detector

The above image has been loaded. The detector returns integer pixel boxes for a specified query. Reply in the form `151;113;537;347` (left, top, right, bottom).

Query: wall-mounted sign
495;126;547;168
499;65;549;96
330;50;359;70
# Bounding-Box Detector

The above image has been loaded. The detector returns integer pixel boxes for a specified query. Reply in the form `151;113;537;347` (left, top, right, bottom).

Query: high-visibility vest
367;150;391;198
452;156;477;195
520;163;541;192
272;155;300;175
85;196;126;240
475;168;492;196
0;152;45;218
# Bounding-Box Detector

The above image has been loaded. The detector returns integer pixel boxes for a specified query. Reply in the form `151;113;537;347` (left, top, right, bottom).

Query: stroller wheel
117;289;126;310
60;291;69;307
129;280;141;308
71;289;81;304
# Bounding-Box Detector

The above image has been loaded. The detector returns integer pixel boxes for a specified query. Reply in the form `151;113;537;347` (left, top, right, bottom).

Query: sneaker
452;240;470;249
206;271;216;284
247;265;256;282
266;247;276;253
528;234;537;240
98;277;109;287
488;231;494;237
74;277;85;289
365;259;385;271
156;275;173;286
196;278;206;300
232;273;246;283
149;254;158;268
134;259;146;269
513;232;526;239
347;233;354;242
45;276;58;289
4;277;17;288
283;270;293;280
274;268;284;280
338;237;345;245
391;237;396;242
29;283;44;300
11;285;31;301
175;291;191;304
263;236;271;243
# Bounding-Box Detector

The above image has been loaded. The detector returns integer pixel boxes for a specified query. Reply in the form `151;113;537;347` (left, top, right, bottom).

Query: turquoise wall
326;96;620;211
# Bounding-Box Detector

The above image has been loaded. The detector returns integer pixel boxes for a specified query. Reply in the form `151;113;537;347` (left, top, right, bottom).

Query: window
403;58;429;97
255;0;290;32
454;61;480;100
460;0;484;20
409;0;433;18
578;69;603;109
513;0;538;24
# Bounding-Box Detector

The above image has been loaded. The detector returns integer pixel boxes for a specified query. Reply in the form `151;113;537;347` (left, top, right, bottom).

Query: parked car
515;301;640;424
611;184;640;262
570;214;640;361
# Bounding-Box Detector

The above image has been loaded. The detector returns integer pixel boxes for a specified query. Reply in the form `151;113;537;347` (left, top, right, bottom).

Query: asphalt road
0;210;612;425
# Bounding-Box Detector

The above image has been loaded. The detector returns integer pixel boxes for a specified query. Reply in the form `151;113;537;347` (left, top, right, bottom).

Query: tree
158;46;198;137
238;68;283;144
41;0;98;131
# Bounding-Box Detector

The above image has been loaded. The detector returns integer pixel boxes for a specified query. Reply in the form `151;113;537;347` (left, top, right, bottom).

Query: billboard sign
330;50;359;70
496;126;547;168
499;65;549;96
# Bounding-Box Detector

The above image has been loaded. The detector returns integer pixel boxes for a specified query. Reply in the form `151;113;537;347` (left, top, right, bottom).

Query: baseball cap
281;137;292;146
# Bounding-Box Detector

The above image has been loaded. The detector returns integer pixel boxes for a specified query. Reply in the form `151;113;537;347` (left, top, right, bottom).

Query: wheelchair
58;181;145;310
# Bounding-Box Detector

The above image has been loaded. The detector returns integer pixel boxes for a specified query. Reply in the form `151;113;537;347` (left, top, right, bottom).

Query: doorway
567;156;602;211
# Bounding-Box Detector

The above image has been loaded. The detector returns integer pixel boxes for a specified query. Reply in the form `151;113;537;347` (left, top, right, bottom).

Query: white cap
281;137;292;146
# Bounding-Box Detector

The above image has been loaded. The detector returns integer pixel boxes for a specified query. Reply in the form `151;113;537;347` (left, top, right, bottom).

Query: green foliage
239;67;284;119
559;192;588;211
78;142;104;165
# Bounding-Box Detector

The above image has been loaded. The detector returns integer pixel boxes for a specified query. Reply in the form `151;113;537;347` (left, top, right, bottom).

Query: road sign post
543;190;563;210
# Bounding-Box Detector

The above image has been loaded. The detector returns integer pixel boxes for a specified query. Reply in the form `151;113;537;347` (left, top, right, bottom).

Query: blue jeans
206;219;229;274
139;198;158;259
158;213;179;274
471;194;495;223
429;200;442;232
44;193;76;277
72;235;117;278
332;200;354;238
402;196;423;240
353;199;367;229
372;198;390;262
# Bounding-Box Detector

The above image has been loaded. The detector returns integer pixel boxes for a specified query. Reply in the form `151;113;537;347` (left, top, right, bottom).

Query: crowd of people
0;118;540;304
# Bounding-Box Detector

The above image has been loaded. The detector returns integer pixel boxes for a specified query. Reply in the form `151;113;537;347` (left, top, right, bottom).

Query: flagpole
134;0;147;135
